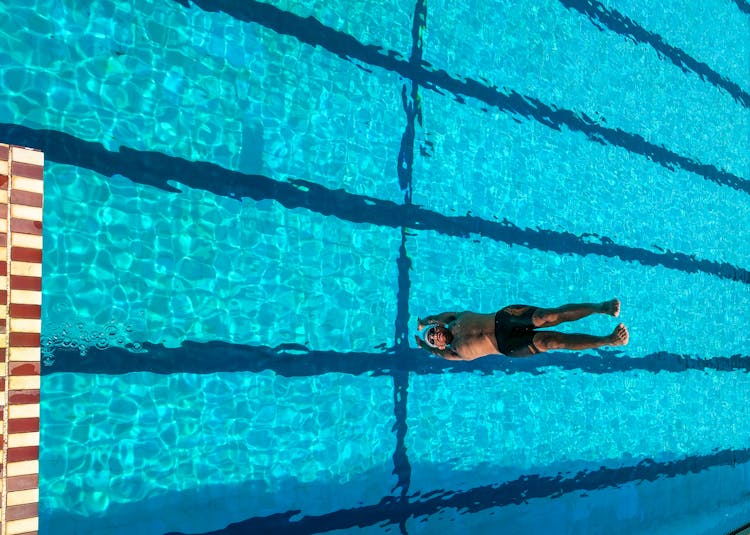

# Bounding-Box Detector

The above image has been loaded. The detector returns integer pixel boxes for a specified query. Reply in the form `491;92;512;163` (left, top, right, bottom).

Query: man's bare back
416;299;629;360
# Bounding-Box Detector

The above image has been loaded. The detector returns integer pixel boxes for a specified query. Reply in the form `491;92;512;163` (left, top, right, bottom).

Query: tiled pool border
0;144;43;535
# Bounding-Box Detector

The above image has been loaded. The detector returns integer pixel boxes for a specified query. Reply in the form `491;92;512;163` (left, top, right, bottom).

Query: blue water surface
0;0;748;533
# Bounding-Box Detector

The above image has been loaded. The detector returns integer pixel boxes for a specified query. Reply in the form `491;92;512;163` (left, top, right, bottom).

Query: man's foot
601;298;620;317
608;323;629;346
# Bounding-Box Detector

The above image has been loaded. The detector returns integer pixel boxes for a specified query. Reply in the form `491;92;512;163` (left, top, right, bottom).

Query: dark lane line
560;0;750;107
171;0;750;195
392;234;413;506
43;341;750;377
390;0;427;514
167;447;750;534
2;124;747;285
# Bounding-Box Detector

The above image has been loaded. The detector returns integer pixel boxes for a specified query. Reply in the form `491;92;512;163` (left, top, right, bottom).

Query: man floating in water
415;299;628;360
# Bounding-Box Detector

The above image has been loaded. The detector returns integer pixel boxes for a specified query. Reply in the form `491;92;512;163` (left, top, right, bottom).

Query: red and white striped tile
1;144;43;535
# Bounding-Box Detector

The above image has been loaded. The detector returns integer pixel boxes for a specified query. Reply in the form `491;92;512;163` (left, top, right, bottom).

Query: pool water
1;0;750;533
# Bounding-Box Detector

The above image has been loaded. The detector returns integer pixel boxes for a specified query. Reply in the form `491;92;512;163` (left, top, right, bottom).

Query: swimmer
415;299;628;360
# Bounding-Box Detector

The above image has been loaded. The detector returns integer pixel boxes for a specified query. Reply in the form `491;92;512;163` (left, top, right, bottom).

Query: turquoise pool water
1;0;750;533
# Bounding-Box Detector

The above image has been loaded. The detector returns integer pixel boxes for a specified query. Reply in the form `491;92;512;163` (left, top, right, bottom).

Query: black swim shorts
495;305;541;357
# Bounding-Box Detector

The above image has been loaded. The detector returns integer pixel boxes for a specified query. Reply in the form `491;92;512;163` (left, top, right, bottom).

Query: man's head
424;325;450;350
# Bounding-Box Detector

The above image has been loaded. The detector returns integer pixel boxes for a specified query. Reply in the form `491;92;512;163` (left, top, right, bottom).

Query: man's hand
417;312;458;331
417;316;442;330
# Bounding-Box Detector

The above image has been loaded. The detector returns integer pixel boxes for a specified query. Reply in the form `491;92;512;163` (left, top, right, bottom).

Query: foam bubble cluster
41;320;144;365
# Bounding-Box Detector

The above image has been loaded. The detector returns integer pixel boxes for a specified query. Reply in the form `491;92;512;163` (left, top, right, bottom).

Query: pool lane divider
0;144;43;535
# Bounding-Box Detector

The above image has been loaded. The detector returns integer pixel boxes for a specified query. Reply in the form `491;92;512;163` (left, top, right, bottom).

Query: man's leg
532;323;629;352
531;298;620;328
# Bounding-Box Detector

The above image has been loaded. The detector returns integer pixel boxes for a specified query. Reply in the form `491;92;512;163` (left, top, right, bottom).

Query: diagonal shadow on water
170;0;750;195
2;124;748;285
43;341;750;377
559;0;750;107
165;447;750;534
730;0;750;15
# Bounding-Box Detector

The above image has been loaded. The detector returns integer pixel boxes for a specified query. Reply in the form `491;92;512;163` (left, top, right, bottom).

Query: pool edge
1;143;43;535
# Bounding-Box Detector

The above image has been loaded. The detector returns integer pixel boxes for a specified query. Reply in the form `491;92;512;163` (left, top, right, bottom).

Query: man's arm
417;312;460;330
414;335;463;360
